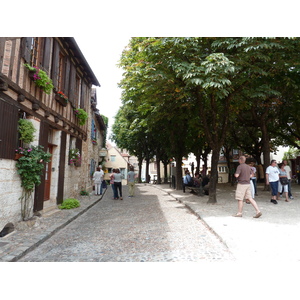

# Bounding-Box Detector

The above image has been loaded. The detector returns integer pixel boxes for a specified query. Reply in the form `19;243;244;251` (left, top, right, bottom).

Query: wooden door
44;144;53;201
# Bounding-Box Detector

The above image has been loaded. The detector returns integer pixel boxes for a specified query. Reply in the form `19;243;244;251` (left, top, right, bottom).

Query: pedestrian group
234;156;294;219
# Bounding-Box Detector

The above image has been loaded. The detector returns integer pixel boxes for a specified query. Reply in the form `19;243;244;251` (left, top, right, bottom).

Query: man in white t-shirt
283;160;294;199
265;160;279;204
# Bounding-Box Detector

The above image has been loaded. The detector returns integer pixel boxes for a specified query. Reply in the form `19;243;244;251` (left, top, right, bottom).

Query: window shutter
64;58;71;94
91;119;95;139
43;37;52;73
80;82;86;108
68;64;76;105
21;37;33;63
51;40;60;88
0;99;18;159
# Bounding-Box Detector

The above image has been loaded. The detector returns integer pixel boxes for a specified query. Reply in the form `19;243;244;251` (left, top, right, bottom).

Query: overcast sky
74;36;131;140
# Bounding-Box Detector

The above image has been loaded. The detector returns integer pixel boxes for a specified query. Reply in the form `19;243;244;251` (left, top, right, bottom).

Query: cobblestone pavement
18;184;234;262
157;183;300;262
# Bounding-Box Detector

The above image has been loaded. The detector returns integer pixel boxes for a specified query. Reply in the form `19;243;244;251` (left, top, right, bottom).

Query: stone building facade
0;37;105;232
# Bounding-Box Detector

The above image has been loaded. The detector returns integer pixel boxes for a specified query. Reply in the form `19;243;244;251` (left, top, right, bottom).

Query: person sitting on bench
183;170;193;192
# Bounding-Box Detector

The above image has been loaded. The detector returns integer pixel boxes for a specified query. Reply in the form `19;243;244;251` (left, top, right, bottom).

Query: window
218;166;228;173
110;155;116;162
74;75;81;107
91;119;96;140
30;38;42;67
233;149;239;155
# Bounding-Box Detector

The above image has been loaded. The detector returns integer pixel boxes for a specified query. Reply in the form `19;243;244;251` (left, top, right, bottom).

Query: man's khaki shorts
235;183;252;201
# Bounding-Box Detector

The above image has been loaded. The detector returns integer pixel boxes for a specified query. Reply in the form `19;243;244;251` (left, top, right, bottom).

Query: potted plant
14;147;29;160
74;108;88;125
55;91;68;106
18;119;36;144
24;63;54;94
69;148;81;165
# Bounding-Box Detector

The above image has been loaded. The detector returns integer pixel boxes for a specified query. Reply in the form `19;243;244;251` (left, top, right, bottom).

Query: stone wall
0;158;23;231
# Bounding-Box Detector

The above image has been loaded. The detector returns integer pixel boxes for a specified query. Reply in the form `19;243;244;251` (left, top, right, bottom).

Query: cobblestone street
19;184;234;262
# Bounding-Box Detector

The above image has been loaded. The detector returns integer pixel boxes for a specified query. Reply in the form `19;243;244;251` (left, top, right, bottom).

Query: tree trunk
175;154;183;190
163;162;168;183
156;157;161;184
145;158;150;183
195;153;201;174
138;156;143;183
207;148;219;203
261;120;271;190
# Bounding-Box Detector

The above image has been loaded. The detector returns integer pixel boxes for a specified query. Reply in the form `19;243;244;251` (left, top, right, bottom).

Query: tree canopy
112;37;300;203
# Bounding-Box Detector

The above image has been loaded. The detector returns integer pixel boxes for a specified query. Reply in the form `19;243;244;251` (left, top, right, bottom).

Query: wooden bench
185;186;204;196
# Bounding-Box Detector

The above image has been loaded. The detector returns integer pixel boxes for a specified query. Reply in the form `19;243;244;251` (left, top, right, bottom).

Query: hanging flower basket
55;92;68;107
15;147;30;160
14;153;24;160
74;108;88;125
24;64;54;94
92;139;98;145
69;148;81;166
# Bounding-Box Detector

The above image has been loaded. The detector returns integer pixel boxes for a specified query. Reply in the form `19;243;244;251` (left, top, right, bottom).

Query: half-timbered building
0;37;105;231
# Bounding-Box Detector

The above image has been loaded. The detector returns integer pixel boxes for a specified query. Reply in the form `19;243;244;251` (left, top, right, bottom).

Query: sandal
253;212;262;218
233;213;242;217
285;199;290;202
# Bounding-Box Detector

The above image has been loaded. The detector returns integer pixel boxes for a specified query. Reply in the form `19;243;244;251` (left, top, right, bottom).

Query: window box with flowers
14;147;29;160
55;91;68;107
24;63;54;94
69;148;81;166
74;108;88;125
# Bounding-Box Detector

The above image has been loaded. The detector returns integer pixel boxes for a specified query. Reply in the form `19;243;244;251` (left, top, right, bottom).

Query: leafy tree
115;37;300;203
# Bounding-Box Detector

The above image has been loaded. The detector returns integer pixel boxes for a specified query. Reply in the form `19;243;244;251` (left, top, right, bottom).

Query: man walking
234;156;262;218
266;160;279;204
127;166;136;197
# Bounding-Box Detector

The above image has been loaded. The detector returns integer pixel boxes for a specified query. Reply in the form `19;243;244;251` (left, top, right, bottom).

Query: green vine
16;145;51;220
18;119;36;144
101;114;109;147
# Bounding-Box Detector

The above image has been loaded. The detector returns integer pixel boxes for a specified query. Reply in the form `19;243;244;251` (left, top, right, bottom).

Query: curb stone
0;189;107;262
152;185;230;249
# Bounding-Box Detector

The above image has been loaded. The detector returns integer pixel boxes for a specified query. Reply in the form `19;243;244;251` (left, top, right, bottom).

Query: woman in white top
93;166;104;195
113;169;123;200
278;163;289;202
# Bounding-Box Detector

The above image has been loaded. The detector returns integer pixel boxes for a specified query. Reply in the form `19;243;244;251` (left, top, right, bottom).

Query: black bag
280;177;288;185
102;180;107;189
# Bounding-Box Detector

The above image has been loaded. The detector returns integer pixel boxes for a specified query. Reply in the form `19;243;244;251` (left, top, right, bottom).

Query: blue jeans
111;184;118;198
251;178;257;194
114;182;122;198
281;179;292;197
270;181;278;196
